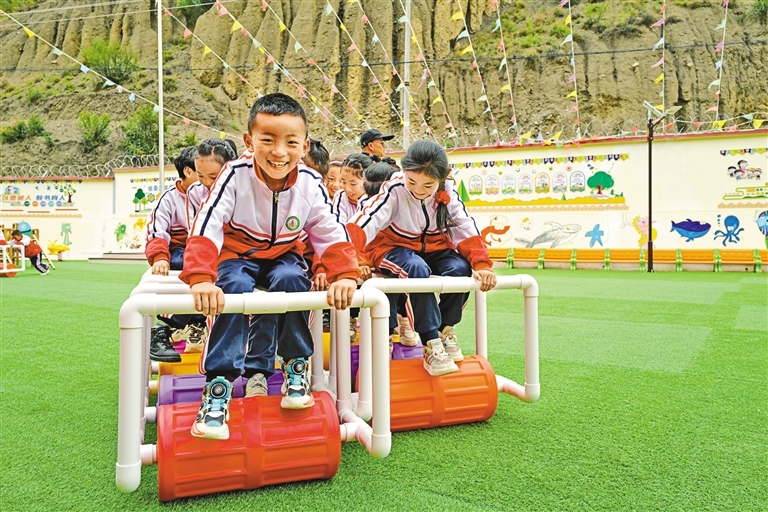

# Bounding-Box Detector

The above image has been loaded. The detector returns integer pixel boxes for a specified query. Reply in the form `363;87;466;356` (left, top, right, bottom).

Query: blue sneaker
280;358;314;409
190;377;232;440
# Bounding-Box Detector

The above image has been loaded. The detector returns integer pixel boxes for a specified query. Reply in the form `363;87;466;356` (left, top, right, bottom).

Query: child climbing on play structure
181;93;359;440
360;160;421;353
333;153;376;341
348;140;497;376
5;230;48;274
145;146;209;362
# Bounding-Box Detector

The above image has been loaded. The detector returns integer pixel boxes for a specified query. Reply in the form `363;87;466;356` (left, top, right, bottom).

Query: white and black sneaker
280;358;314;409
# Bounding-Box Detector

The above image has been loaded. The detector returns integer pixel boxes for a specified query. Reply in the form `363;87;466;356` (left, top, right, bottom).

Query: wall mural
719;147;768;209
713;215;745;246
755;211;768;248
670;219;711;242
1;180;82;216
129;177;176;214
480;216;513;246
633;216;657;248
452;152;629;211
584;224;605;247
514;221;582;248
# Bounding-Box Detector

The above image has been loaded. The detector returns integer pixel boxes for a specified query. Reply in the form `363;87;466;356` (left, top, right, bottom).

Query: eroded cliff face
1;0;766;163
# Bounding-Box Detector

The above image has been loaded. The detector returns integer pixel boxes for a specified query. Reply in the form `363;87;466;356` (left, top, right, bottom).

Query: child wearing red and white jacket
348;140;497;377
144;146;212;362
181;93;358;441
5;230;47;274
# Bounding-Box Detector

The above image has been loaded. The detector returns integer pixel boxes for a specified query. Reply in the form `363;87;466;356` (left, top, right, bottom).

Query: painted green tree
133;188;146;212
587;171;614;195
56;182;77;203
457;180;470;202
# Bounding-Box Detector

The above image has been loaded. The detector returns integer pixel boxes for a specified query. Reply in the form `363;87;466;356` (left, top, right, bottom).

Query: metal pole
402;0;411;150
157;0;165;188
647;118;656;273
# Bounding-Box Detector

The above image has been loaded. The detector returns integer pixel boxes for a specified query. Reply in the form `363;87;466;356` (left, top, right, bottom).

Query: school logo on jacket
285;216;301;231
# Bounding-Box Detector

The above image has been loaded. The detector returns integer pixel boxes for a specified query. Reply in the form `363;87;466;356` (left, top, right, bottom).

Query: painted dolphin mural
670;219;711;242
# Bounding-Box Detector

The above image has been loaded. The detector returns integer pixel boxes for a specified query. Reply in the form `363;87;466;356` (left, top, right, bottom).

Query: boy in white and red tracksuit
144;147;210;362
181;93;358;441
6;230;47;274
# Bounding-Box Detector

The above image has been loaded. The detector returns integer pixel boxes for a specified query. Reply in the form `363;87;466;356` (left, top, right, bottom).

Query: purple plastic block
392;343;422;361
156;374;247;406
350;344;360;392
267;372;283;395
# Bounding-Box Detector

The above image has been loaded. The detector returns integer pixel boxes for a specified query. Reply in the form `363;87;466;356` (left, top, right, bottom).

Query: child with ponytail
349;140;496;376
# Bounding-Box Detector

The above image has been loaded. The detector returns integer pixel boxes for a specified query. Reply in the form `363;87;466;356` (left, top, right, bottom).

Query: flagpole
402;0;412;150
157;1;165;188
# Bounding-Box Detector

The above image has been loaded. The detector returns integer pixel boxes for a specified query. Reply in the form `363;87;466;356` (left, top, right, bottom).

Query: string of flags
324;1;405;128
346;0;437;141
489;0;519;139
709;0;730;124
558;0;580;138
452;0;498;144
395;0;458;140
649;2;667;125
4;9;236;142
257;0;372;135
199;2;357;146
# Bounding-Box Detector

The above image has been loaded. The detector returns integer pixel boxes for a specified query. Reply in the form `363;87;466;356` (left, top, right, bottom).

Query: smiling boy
180;93;359;440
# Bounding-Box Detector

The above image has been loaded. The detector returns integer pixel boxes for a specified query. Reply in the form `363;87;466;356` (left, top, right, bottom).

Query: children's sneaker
190;377;232;440
149;325;182;363
185;324;206;353
423;339;459;376
281;358;314;409
389;334;394;359
170;325;187;343
349;318;358;342
244;373;268;398
439;326;464;362
397;314;420;347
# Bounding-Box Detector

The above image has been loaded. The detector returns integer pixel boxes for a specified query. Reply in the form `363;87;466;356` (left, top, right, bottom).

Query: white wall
1;130;766;259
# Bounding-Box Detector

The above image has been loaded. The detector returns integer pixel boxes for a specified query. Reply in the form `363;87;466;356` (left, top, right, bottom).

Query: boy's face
341;168;365;202
180;166;199;188
12;234;22;242
244;113;309;188
325;166;341;198
194;156;223;190
403;170;440;200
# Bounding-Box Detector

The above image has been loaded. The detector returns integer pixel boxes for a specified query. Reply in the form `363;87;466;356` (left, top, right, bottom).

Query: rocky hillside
1;0;766;166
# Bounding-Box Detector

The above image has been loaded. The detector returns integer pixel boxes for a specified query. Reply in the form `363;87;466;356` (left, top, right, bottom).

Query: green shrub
119;105;167;155
163;76;177;93
0;115;49;143
26;87;44;103
173;133;198;150
745;0;768;26
81;38;138;84
77;110;112;152
176;0;208;28
0;0;36;11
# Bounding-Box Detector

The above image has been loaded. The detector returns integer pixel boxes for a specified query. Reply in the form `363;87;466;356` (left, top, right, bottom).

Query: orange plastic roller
156;391;341;501
389;355;499;432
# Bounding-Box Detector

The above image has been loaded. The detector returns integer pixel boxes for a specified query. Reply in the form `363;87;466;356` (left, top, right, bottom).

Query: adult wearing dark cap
360;128;394;157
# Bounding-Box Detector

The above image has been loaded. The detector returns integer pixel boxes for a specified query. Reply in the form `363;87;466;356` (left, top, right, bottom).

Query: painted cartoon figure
133;217;147;232
713;215;745;246
480;216;512;246
633;215;657;248
670;219;711;242
515;221;581;248
60;223;72;246
756;211;768;249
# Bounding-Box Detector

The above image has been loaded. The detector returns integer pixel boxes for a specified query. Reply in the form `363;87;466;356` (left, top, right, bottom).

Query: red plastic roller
156;391;341;501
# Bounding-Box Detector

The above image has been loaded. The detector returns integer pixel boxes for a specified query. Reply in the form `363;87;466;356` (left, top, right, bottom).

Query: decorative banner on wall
129;177;177;214
456;155;630;211
719;148;767;155
449;153;630;170
1;180;83;216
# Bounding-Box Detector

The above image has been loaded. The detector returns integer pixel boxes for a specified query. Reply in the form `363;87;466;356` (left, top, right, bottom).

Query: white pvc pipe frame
0;244;25;274
117;271;539;493
116;286;392;493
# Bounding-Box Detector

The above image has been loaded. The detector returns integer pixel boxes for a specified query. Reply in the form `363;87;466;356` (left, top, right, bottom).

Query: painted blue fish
671;219;711;242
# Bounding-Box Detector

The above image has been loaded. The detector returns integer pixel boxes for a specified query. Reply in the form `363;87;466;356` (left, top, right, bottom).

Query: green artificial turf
1;263;766;511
